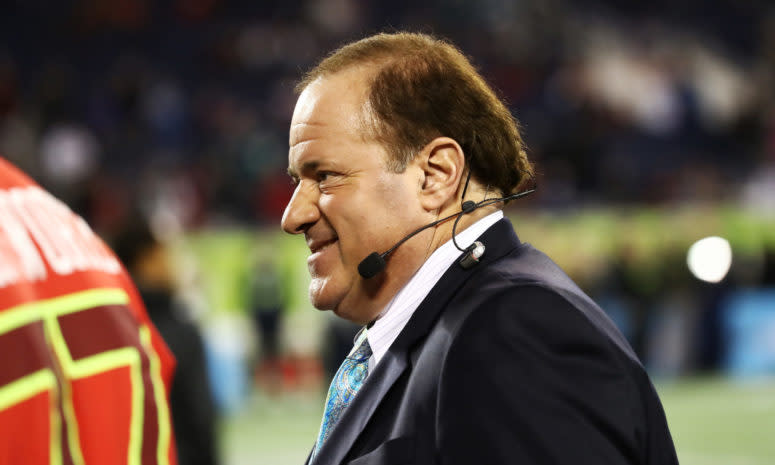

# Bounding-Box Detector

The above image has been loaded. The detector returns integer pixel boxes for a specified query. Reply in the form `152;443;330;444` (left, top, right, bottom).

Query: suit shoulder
446;282;604;350
458;247;639;362
436;283;676;465
443;273;640;373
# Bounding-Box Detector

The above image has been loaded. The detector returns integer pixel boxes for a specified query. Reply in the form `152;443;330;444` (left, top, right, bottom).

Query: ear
415;137;465;211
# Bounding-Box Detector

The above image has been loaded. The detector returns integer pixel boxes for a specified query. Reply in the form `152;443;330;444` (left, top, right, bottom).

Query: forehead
290;69;372;138
288;68;380;170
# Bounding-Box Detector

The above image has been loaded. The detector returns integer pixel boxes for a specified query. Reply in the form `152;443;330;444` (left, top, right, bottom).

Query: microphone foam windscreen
358;252;386;279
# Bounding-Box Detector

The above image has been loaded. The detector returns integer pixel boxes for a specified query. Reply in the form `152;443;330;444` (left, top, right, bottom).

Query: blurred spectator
114;218;220;465
247;255;284;392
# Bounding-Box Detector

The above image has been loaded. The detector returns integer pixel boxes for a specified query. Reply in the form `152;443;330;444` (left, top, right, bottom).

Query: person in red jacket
0;157;178;465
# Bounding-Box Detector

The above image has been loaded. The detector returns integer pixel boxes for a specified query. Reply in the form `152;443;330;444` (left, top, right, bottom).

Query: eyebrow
287;160;320;179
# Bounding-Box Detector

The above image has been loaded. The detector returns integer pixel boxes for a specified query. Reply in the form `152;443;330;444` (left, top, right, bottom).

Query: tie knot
348;333;372;362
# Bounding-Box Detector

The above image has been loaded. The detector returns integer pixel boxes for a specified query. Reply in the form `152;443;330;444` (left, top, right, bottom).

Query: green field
220;377;775;465
658;378;775;465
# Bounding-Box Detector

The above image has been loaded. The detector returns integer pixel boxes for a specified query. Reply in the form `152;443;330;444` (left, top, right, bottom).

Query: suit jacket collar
311;218;522;465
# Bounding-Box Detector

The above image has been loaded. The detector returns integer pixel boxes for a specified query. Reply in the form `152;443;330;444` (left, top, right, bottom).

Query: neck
424;204;499;255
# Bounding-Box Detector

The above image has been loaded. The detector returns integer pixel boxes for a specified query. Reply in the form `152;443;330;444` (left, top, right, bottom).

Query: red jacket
0;158;178;465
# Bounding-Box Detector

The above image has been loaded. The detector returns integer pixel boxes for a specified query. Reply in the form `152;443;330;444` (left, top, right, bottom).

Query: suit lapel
315;218;522;464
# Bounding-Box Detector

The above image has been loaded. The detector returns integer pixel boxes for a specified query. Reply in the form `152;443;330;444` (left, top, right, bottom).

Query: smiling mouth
309;237;338;254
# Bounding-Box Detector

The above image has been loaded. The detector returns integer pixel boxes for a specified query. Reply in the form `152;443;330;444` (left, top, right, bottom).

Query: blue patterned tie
311;328;372;460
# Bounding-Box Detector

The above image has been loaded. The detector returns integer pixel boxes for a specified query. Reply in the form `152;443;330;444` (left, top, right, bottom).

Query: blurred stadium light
687;236;733;283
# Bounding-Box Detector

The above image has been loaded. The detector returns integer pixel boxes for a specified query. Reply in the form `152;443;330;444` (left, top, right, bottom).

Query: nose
281;181;320;235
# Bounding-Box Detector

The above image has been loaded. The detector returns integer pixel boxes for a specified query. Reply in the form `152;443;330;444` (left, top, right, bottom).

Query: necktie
311;329;372;460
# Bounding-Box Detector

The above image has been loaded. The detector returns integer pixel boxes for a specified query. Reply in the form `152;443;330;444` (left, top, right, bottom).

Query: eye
316;171;334;183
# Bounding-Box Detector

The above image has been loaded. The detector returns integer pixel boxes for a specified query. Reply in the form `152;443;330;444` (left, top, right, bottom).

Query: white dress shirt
365;210;504;372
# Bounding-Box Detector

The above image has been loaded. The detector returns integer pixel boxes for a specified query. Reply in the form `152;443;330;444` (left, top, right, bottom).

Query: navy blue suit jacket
309;218;678;465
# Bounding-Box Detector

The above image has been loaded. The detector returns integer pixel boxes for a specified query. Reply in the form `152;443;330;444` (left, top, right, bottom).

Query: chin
331;305;368;325
309;292;338;312
308;277;344;311
309;274;377;324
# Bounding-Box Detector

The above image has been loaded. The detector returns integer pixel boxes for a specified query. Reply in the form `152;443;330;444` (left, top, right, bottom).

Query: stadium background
1;0;774;463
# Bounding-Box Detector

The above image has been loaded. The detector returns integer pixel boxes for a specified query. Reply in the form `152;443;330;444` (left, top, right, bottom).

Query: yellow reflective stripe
0;369;56;411
44;316;85;465
50;325;145;465
50;379;63;465
127;350;144;465
0;300;43;334
141;325;172;465
68;347;139;380
0;369;62;465
42;288;129;318
66;347;145;465
0;288;129;335
0;287;155;465
38;288;129;465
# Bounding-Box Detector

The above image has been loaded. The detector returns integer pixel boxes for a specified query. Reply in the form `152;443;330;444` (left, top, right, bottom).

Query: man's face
281;67;425;323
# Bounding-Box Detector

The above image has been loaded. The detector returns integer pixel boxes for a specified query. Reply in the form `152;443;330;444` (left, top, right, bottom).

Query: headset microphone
358;252;388;279
356;209;461;279
357;186;536;279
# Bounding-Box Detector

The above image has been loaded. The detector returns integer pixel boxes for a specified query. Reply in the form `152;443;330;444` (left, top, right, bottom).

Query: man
0;157;178;465
282;33;678;465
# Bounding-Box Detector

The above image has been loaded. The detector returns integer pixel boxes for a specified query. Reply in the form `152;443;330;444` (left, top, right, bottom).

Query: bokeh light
687;236;733;283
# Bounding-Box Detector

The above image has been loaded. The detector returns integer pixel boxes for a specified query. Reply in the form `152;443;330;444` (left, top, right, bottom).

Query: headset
357;170;536;279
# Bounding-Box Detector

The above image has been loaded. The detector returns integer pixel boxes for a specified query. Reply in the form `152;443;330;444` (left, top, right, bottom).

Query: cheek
381;168;423;209
318;174;419;257
320;193;373;239
374;176;423;230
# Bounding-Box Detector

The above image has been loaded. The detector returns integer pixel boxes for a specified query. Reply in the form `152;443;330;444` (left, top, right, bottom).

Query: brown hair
297;32;534;196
